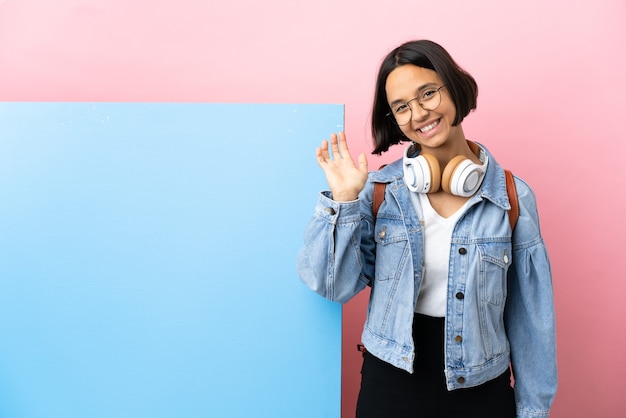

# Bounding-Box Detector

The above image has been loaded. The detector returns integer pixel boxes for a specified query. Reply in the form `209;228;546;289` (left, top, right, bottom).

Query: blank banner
0;103;342;418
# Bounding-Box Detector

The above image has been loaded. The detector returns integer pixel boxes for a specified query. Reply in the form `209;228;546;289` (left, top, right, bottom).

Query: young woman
296;40;557;418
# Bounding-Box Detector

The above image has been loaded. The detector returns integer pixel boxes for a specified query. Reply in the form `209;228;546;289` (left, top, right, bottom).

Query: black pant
356;314;516;418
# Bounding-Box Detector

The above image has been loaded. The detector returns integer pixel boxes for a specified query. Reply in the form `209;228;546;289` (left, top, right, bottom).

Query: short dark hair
371;40;478;155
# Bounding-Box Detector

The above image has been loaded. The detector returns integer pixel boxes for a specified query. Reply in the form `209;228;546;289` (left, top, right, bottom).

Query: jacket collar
369;142;512;211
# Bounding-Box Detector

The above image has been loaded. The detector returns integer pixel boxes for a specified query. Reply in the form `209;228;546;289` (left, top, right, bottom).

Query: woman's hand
316;132;368;202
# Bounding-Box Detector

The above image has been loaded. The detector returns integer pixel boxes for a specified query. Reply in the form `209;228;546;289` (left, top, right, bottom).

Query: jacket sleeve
296;181;377;304
504;178;558;418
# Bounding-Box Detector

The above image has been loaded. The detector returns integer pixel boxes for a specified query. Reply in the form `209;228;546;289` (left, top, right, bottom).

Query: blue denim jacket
297;145;557;418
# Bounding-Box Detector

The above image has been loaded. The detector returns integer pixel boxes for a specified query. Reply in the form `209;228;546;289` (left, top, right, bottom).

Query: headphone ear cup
441;155;467;194
422;154;441;193
442;156;486;197
403;149;441;193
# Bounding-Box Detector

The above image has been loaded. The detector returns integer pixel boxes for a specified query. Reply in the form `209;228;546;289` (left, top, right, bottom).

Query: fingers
316;132;354;166
324;132;349;158
337;132;350;155
317;140;330;161
329;133;341;159
332;132;351;159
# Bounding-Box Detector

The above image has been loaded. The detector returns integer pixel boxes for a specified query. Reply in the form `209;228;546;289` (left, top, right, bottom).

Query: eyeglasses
387;85;446;126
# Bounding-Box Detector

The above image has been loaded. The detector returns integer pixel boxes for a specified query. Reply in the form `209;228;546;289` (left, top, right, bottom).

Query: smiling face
385;64;465;151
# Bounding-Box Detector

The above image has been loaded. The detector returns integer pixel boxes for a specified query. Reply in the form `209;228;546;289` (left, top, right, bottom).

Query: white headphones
403;141;488;197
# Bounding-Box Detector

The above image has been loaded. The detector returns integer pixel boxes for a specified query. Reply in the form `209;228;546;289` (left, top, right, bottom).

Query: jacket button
455;292;464;300
325;207;336;216
458;247;467;255
455;335;463;343
457;376;465;384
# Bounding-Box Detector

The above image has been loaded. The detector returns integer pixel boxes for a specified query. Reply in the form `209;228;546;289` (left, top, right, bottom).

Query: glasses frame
387;85;447;126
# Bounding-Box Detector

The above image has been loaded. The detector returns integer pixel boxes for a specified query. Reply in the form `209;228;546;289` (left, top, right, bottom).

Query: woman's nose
409;100;429;121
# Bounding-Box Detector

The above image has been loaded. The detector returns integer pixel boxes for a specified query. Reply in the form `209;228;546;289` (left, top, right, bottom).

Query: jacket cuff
315;191;360;223
516;408;550;418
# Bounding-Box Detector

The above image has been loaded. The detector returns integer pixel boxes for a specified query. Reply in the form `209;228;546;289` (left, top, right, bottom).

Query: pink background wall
1;1;625;417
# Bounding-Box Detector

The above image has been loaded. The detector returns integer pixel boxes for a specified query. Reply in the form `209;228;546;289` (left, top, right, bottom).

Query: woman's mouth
418;119;440;133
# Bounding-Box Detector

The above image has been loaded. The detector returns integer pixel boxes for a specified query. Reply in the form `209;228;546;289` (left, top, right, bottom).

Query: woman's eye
422;90;437;100
394;104;409;113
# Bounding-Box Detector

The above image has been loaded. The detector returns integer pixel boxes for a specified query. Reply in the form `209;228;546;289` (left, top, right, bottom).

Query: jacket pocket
373;219;409;282
369;219;410;337
477;242;510;306
476;242;511;358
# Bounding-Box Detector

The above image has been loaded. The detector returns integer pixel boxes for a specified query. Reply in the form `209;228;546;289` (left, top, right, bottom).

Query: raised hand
316;132;368;202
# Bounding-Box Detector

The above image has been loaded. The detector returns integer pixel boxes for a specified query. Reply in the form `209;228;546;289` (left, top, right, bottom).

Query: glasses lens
421;88;442;111
395;110;411;126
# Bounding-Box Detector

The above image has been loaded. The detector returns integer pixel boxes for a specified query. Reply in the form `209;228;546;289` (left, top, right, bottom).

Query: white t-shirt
411;192;471;317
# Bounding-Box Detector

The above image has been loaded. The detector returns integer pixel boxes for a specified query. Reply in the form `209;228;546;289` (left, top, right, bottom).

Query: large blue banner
0;103;342;418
